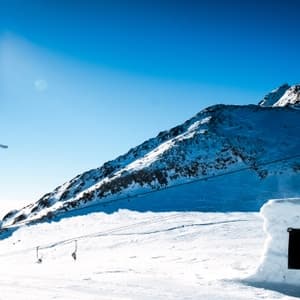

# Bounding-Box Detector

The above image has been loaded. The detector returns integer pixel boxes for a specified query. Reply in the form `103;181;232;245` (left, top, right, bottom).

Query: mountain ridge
2;85;300;227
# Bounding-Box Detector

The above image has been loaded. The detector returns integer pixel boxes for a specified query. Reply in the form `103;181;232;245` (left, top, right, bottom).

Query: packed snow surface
0;209;299;299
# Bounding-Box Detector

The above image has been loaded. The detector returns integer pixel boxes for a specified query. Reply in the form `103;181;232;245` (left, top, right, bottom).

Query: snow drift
2;84;300;227
252;198;300;285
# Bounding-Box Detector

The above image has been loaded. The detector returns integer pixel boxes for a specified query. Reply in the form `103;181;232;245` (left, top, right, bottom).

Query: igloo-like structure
253;198;300;285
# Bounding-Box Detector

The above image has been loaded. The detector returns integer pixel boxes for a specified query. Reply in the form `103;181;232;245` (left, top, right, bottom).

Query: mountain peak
259;83;300;107
2;103;300;228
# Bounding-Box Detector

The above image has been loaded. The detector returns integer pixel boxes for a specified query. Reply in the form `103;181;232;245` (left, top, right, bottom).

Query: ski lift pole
36;246;42;264
71;240;77;261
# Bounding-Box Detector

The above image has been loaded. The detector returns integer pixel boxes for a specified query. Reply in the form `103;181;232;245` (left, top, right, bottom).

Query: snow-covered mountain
259;83;300;107
2;84;300;227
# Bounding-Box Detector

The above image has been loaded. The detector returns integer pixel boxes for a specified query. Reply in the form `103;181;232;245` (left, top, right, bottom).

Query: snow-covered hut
253;198;300;285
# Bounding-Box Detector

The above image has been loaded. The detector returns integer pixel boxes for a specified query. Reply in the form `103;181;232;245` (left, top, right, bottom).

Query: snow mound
251;198;300;285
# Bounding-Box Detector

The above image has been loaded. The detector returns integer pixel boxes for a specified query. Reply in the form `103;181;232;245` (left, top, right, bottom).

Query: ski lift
71;240;77;261
36;246;42;264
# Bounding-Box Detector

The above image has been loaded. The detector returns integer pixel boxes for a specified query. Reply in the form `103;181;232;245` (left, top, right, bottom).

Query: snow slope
2;85;300;227
0;210;299;299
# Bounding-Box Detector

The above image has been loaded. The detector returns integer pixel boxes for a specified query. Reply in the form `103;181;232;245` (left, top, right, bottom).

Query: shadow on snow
242;280;300;298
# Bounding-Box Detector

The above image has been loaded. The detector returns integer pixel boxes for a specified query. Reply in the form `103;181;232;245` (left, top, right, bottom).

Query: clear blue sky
0;0;299;206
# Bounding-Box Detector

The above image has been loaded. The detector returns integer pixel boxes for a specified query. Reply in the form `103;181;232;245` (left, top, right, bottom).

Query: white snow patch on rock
259;84;300;107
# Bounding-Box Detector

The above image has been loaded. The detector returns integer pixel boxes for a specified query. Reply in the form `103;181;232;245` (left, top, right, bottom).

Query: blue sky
1;0;300;206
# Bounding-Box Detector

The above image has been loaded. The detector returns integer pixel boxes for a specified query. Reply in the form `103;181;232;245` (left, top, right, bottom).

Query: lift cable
0;153;299;259
2;152;300;230
0;212;196;258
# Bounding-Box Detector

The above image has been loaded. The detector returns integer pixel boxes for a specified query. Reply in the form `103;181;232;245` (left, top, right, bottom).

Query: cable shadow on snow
107;219;248;236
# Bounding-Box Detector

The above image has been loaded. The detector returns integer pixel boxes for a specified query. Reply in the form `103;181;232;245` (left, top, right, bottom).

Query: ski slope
0;209;298;299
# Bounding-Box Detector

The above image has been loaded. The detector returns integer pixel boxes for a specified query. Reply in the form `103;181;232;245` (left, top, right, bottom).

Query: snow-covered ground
0;208;298;299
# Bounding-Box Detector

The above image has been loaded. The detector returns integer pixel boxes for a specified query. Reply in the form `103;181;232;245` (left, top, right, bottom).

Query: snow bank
252;198;300;285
